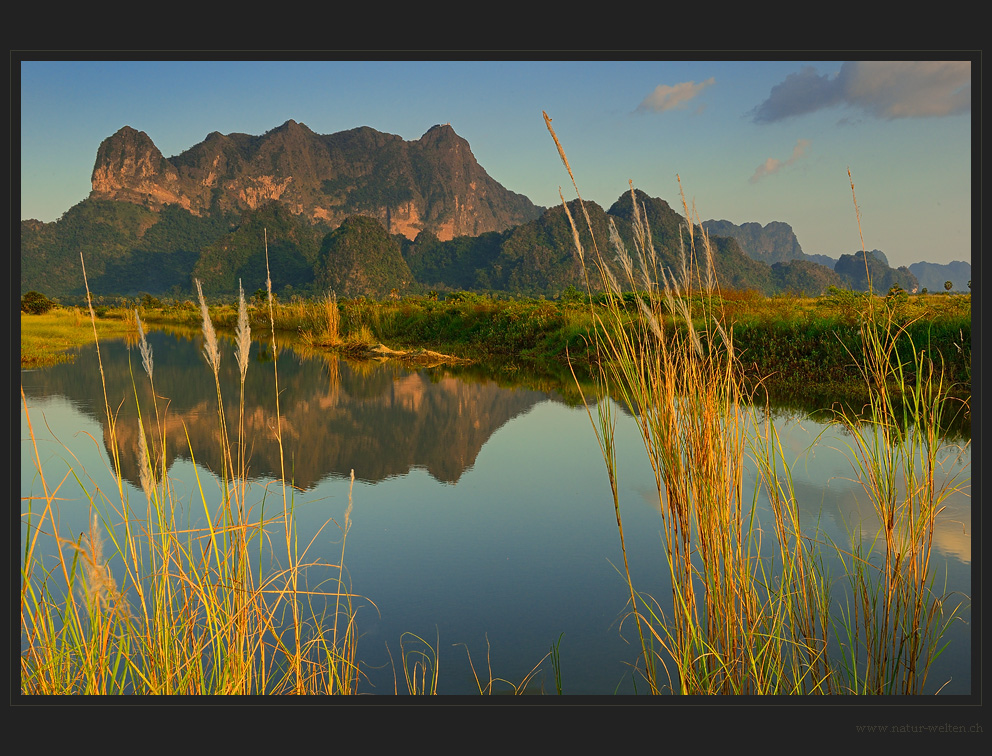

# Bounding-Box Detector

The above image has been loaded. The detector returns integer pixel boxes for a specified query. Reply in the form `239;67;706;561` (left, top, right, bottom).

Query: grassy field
20;307;136;368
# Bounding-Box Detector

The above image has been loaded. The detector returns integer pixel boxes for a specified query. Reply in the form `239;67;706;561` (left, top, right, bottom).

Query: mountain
701;219;807;265
21;121;544;298
908;260;972;292
89;121;543;241
834;250;918;293
20;121;965;300
697;220;944;295
405;190;790;296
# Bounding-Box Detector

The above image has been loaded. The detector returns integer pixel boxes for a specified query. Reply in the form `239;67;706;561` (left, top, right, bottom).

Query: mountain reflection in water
20;330;971;695
20;330;554;489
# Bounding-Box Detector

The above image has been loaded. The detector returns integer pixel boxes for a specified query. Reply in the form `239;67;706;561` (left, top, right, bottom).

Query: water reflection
20;330;971;694
20;331;554;489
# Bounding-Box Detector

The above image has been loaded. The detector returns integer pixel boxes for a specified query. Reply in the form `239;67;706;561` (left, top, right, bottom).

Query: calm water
19;329;972;695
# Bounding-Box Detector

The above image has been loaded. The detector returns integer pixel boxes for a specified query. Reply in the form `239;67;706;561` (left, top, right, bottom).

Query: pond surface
19;329;972;695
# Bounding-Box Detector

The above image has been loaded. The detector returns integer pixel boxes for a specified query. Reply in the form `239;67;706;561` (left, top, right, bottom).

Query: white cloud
752;61;971;122
749;138;811;183
637;77;715;113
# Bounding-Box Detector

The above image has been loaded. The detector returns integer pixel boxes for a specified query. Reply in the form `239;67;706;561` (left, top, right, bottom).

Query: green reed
823;171;970;694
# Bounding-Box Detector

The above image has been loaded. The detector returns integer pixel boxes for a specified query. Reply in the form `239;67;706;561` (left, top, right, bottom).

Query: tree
944;280;953;292
21;290;55;314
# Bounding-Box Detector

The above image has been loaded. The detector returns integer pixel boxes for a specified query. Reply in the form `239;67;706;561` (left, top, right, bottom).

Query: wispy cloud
749;139;811;184
637;77;715;113
752;61;971;122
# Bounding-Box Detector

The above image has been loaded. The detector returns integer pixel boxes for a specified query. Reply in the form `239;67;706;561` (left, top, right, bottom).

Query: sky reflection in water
20;333;971;695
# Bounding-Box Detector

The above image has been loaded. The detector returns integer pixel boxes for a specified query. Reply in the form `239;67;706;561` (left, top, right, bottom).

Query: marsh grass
545;112;967;695
20;307;134;368
389;631;552;695
20;242;362;694
821;172;971;694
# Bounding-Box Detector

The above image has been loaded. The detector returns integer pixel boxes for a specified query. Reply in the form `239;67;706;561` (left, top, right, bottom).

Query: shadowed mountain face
19;330;555;490
701;219;806;265
88;121;544;242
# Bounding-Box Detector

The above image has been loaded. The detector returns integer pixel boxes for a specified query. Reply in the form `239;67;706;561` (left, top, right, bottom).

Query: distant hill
698;219;962;295
909;260;972;292
701;219;807;265
404;190;808;297
834;250;917;293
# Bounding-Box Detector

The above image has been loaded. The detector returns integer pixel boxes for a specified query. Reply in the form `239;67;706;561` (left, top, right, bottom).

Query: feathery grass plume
235;279;251;381
135;310;153;381
195;276;235;515
608;218;634;284
232;278;252;512
627;184;659;295
544;111;601;262
636;296;664;341
80;511;123;615
194;278;221;375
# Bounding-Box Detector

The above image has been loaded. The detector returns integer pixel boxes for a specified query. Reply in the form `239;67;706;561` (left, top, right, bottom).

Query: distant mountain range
701;219;971;293
20;122;971;299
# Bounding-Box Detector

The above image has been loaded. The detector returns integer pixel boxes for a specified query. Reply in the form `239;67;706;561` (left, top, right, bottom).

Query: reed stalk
547;112;834;695
20;244;360;695
825;171;970;694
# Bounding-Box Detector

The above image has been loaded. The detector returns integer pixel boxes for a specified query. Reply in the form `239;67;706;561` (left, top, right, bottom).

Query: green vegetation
21;306;136;368
25;179;945;303
193;202;327;294
21;290;56;315
316;215;413;298
21;199;232;297
21;284;971;416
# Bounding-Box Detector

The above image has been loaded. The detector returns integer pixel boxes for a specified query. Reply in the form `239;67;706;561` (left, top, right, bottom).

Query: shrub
21;290;55;315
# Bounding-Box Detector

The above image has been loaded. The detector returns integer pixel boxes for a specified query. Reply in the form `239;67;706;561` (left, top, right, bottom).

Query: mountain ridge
88;121;544;241
20;121;970;299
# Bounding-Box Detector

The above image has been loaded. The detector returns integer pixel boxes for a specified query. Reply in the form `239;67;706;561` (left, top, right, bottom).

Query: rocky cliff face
701;219;806;264
91;126;192;211
89;121;543;241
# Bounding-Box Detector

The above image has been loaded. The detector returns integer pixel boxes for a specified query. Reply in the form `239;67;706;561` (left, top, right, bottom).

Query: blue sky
18;57;974;268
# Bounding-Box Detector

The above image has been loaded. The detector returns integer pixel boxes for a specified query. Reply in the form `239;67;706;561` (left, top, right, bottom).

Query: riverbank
22;288;971;412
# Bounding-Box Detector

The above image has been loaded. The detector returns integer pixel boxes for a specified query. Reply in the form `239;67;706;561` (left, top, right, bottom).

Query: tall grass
825;171;970;694
545;112;966;694
20;237;362;694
